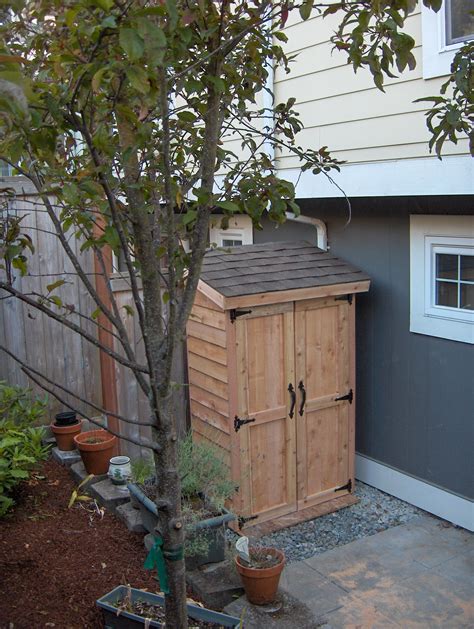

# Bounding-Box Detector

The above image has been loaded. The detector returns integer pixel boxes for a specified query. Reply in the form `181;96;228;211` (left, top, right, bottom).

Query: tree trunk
153;394;188;628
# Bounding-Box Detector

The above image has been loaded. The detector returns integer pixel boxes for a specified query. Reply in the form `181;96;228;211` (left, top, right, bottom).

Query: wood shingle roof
201;241;370;298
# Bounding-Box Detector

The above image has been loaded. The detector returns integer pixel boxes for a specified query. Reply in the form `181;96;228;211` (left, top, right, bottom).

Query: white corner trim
278;155;474;199
356;454;474;531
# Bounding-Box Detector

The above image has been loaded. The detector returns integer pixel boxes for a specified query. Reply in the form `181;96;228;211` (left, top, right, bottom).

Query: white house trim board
278;155;474;199
355;454;474;531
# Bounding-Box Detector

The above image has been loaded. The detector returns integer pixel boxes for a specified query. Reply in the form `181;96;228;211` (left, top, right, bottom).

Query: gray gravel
229;482;425;563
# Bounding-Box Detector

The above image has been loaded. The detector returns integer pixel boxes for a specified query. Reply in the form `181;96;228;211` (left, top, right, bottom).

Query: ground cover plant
0;1;470;625
0;381;50;516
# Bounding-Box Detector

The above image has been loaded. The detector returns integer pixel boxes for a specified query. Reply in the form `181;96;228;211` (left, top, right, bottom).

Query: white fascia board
278;155;474;199
356;453;474;531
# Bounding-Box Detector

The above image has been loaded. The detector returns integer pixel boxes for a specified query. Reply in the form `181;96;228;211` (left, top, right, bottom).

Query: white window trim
422;3;473;79
410;215;474;344
209;214;253;248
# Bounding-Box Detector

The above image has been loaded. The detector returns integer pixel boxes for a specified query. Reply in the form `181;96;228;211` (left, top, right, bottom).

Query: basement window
410;216;474;344
209;215;253;248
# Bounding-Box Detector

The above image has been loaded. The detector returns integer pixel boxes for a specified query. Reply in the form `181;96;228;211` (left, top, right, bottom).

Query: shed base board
355;454;474;532
240;493;359;538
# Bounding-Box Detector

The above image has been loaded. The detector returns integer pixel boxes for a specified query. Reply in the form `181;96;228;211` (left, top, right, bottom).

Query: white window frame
410;215;474;344
421;2;474;79
209;214;253;248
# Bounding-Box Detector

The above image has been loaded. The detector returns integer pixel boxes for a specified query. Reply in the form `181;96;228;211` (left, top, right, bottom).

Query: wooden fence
0;176;188;458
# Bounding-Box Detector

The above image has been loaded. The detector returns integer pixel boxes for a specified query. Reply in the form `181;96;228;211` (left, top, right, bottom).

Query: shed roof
200;241;370;299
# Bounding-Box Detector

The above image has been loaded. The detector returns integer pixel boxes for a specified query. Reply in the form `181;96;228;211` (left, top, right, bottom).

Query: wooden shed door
295;297;353;509
235;304;297;522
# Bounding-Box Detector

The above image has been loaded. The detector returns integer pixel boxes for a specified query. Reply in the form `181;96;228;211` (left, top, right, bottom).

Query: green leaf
216;200;240;213
46;279;66;293
91;308;101;320
182;209;197;225
299;0;314;21
93;0;114;10
119;28;145;62
125;67;150;94
123;304;134;317
12;256;27;276
92;67;107;93
104;225;121;251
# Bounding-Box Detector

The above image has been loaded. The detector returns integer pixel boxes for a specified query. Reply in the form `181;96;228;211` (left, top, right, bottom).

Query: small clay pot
54;411;78;427
74;429;117;475
235;548;285;605
51;419;82;451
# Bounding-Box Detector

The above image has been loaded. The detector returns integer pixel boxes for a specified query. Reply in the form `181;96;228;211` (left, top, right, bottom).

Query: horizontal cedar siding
188;292;231;458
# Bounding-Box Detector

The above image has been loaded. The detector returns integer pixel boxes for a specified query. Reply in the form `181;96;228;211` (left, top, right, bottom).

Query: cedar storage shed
187;241;370;528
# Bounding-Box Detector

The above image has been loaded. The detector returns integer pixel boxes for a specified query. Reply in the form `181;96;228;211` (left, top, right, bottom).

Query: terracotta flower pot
74;429;117;475
235;548;285;605
50;419;82;451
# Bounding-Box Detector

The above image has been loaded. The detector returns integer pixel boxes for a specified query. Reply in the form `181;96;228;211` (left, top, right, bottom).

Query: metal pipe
285;211;328;251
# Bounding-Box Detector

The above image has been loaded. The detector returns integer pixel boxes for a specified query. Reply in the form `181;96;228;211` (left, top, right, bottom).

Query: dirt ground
0;459;159;628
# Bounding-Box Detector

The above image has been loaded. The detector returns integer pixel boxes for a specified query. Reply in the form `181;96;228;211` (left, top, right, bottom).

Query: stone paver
224;514;474;628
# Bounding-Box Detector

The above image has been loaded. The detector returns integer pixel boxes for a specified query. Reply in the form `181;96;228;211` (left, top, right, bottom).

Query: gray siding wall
255;197;474;500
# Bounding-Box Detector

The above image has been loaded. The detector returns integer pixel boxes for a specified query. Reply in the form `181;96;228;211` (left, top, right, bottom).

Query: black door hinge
234;415;256;432
238;514;258;530
335;294;353;305
230;308;252;323
335;479;352;493
335;389;353;404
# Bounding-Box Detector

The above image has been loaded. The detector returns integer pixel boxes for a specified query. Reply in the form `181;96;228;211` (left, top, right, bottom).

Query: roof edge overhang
197;278;371;311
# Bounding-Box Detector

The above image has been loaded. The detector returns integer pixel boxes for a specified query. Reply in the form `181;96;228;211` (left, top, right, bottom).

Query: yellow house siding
272;5;472;166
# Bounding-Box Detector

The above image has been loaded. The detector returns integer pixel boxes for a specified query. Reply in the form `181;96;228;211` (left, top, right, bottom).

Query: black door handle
298;380;306;416
288;383;296;418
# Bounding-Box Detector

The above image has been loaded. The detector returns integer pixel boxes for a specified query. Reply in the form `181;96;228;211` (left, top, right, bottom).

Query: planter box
97;585;241;628
128;483;235;569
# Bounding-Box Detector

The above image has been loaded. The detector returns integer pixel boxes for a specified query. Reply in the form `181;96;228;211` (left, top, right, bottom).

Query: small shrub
0;382;50;516
132;433;237;557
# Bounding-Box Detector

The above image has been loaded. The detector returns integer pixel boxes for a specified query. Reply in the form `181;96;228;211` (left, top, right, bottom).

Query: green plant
179;433;236;513
131;457;155;485
0;383;50;516
133;434;236;557
0;381;48;426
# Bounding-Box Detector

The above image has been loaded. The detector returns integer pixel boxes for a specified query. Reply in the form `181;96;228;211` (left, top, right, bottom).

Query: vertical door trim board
225;311;242;518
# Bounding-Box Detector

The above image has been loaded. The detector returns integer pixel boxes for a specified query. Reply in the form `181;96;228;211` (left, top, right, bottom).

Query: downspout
285;212;328;251
263;30;328;252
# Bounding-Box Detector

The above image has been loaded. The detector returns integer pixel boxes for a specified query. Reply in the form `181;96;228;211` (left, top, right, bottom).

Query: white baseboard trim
355;454;474;532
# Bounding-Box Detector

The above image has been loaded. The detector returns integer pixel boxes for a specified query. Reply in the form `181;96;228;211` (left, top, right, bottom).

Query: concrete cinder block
89;479;130;513
51;447;81;467
186;560;244;610
116;502;146;534
224;591;318;629
70;461;107;488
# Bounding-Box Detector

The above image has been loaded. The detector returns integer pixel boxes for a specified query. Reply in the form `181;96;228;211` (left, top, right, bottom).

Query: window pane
436;253;458;280
436;280;458;307
460;255;474;281
446;0;474;44
222;239;243;247
0;160;12;176
460;284;474;310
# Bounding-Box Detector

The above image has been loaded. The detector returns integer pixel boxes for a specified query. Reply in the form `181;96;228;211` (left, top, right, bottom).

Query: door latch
335;389;353;404
234;415;256;432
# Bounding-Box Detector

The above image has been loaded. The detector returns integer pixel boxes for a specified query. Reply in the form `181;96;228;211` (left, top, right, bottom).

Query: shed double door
235;297;353;523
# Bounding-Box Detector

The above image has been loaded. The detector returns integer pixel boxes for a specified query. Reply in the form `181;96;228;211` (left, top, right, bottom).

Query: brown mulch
0;459;159;629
